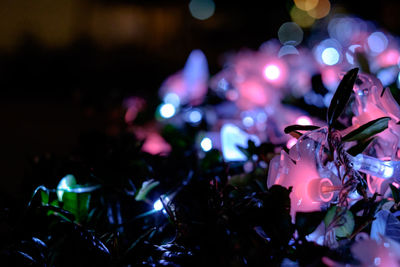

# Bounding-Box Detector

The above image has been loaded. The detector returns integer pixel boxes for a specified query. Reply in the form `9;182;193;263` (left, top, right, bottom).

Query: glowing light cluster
294;0;318;11
291;0;331;28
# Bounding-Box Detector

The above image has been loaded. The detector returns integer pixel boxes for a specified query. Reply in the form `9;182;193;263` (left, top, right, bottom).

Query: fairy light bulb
352;154;398;180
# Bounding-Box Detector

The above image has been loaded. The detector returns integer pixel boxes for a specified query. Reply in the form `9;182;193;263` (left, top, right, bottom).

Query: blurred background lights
221;124;260;161
290;6;315;28
278;22;303;46
200;137;213;152
307;0;331;19
278;45;299;57
294;0;319;11
163;93;180;107
153;199;163;211
377;67;398;86
159;103;176;119
397;73;400;88
264;64;281;80
346;44;362;65
188;109;202;123
189;0;215;21
321;47;340;65
242;116;254;128
368;32;388;54
328;17;363;45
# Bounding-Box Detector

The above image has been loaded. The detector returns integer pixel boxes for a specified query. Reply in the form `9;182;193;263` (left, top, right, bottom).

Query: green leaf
390;184;400;204
327;68;359;127
228;173;251;187
40;190;49;205
346;138;375;156
324;206;355;238
62;192;91;223
135;179;160;201
295;211;325;237
56;174;99;223
342;117;390;142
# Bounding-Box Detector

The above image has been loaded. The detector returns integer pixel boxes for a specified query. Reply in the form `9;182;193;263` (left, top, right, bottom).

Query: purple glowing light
368;32;388;54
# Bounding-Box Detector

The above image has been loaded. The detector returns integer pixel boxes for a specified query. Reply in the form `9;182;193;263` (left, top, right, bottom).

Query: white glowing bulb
295;116;312;125
153;199;163;211
200;137;213;152
160;103;176;119
321;47;340;65
264;64;281;81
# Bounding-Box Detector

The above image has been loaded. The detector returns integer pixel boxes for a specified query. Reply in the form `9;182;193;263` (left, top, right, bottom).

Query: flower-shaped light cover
159;49;209;106
348;73;400;195
268;128;339;220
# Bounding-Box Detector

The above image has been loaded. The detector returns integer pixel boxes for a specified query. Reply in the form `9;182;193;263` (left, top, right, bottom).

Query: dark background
0;0;398;200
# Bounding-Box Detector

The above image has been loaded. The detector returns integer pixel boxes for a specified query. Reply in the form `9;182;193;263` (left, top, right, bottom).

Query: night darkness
2;1;400;266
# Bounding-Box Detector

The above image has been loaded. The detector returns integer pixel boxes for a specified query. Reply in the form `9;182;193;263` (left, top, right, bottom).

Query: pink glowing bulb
142;133;171;155
377;49;400;67
295;115;313;125
268;134;337;220
264;64;281;81
237;79;270;107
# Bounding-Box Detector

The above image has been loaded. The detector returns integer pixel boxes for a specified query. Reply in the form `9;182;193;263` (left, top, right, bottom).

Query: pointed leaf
135;179;160;201
390;184;400;204
342;117;390;142
284;124;320;134
347;138;375;156
327;68;359;126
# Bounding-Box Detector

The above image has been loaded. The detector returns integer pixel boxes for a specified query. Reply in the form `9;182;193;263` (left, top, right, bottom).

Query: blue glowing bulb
189;109;202;123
